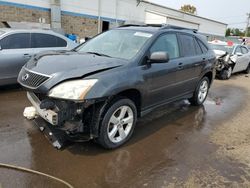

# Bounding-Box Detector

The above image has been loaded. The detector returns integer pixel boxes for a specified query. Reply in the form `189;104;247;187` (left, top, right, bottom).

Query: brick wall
0;5;98;38
0;5;50;24
61;14;98;38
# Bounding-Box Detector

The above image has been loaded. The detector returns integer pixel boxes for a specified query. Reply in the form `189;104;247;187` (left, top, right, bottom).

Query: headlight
48;79;98;100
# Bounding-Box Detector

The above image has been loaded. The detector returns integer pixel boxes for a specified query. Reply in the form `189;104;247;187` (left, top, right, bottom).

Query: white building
0;0;227;38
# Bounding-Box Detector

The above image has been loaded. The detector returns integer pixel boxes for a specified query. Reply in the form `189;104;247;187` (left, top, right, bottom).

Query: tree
180;4;197;15
246;27;250;37
225;28;231;36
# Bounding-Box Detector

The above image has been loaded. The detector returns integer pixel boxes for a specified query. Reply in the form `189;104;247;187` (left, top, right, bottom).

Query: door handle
194;63;200;66
23;54;32;58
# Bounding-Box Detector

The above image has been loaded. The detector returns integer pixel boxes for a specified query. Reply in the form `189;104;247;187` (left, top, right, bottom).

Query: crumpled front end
26;91;107;148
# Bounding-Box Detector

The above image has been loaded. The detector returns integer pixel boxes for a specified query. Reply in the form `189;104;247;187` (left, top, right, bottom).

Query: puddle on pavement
0;84;249;188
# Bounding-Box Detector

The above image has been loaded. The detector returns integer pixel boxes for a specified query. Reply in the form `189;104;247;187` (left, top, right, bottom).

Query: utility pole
245;13;250;37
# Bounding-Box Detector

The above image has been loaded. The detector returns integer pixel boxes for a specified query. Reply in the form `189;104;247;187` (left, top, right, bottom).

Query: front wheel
97;98;137;149
189;77;210;106
219;66;232;80
244;63;250;74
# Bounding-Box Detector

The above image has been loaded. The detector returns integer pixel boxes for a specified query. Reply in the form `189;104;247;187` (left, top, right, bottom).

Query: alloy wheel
107;105;134;143
198;80;208;103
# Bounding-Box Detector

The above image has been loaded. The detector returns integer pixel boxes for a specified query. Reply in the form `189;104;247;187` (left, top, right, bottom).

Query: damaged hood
22;51;126;91
25;51;125;75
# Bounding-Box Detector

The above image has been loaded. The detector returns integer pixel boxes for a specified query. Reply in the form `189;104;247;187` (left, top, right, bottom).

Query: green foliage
226;28;245;37
246;27;250;37
225;28;231;36
180;4;197;15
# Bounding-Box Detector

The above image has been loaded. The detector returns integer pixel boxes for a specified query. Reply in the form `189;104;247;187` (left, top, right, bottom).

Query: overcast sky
151;0;250;29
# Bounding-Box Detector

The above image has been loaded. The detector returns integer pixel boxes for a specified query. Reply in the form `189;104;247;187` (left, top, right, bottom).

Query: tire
244;63;250;74
97;98;137;149
189;77;210;106
219;66;232;80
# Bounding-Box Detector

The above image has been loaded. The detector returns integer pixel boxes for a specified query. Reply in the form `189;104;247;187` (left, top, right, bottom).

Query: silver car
0;29;78;86
209;41;250;79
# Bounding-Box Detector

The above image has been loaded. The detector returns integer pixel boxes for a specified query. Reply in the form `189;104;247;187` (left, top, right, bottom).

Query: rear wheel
97;98;137;149
189;77;210;106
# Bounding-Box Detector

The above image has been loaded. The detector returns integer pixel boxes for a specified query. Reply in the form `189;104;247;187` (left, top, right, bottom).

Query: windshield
77;29;153;60
210;44;234;54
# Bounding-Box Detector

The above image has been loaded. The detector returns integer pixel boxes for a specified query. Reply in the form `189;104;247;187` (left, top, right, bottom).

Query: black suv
18;25;216;149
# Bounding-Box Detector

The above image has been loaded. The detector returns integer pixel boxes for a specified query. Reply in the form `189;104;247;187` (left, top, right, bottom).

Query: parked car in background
209;40;250;79
19;24;216;149
0;29;78;86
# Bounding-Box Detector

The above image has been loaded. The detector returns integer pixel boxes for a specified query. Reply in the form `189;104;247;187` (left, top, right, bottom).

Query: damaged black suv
18;25;216;149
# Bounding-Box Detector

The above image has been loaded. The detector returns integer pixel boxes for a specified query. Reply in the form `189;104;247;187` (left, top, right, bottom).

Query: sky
151;0;250;29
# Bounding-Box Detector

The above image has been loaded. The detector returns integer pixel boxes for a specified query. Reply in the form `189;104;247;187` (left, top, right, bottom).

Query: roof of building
140;0;227;26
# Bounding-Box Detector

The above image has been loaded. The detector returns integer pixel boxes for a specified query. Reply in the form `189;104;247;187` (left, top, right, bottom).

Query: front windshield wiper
85;51;111;57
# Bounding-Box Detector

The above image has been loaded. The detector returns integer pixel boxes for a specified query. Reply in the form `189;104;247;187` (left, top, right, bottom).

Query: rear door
233;46;248;73
0;33;32;82
240;46;250;70
31;33;68;54
174;33;205;95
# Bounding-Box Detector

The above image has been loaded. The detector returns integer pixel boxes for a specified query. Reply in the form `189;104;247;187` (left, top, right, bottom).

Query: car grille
18;68;51;89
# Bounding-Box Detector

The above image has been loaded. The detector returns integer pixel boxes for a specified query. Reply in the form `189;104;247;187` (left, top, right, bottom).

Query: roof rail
160;24;198;33
119;24;198;33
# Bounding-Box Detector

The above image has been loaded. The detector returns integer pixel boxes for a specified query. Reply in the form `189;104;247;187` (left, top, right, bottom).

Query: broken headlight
48;79;98;101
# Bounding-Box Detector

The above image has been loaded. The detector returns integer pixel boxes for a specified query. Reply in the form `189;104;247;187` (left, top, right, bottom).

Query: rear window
197;39;208;53
179;34;197;57
0;33;30;49
31;33;67;48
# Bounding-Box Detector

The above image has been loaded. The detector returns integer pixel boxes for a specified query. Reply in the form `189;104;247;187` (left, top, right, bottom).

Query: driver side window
150;33;180;59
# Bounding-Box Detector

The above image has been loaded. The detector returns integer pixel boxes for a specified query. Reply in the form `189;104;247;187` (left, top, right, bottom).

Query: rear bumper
27;92;58;125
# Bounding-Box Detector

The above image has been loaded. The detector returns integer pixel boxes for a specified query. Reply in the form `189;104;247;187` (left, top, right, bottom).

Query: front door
142;33;181;108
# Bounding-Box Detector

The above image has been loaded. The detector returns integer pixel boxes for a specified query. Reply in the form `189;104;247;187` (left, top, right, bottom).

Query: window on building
0;33;30;49
150;33;180;59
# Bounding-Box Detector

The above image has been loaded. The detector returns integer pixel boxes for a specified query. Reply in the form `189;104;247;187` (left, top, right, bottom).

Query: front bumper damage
27;92;106;149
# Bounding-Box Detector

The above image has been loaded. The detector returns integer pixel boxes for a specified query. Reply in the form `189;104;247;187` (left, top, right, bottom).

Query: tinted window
150;33;180;59
0;33;30;49
57;37;67;47
194;38;203;55
241;46;249;54
31;33;67;48
198;39;208;53
179;34;196;57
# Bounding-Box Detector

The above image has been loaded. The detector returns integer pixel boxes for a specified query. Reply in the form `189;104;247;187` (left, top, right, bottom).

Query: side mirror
0;45;2;51
236;52;243;56
149;51;169;63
